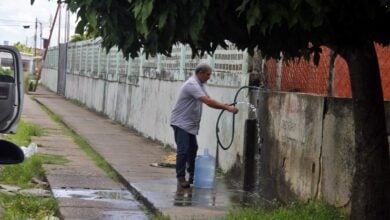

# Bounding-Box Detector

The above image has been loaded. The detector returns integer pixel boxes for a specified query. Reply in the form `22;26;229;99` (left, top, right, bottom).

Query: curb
33;97;163;217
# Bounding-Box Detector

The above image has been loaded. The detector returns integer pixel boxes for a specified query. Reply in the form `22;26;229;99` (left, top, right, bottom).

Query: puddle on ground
101;210;148;220
171;174;279;209
52;188;149;219
172;182;276;208
52;188;134;201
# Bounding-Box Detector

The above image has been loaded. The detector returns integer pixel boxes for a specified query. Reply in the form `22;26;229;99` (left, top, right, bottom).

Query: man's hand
199;96;238;113
225;104;238;114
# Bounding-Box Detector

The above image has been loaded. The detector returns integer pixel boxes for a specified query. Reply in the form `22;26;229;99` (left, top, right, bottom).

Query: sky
0;0;77;48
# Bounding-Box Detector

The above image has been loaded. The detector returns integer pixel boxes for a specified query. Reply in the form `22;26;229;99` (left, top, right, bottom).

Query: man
170;63;238;188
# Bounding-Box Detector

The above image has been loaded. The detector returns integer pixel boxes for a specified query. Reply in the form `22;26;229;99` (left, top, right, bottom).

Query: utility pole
33;2;61;91
58;2;62;45
39;22;42;49
33;17;38;74
66;6;70;42
34;17;37;57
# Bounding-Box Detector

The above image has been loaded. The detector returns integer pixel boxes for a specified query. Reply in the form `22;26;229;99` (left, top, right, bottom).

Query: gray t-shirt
170;75;208;135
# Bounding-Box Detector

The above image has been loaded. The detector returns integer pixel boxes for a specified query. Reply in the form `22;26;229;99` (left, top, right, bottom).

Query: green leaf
312;16;323;27
137;22;149;37
157;10;169;30
86;9;97;29
107;0;113;7
236;0;251;14
290;0;303;10
143;0;154;21
75;19;87;34
246;1;261;32
133;0;154;22
189;13;205;42
288;14;299;28
305;0;320;8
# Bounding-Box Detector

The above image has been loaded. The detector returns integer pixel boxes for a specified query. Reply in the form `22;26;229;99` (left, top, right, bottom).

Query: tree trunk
341;42;390;220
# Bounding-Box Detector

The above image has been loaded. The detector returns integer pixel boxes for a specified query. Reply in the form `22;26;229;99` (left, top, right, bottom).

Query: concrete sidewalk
23;92;148;219
28;86;244;219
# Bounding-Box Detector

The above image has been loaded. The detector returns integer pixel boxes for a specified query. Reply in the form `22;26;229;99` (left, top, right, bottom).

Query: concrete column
97;45;101;77
180;44;185;80
115;52;120;81
243;119;258;191
140;49;144;77
276;53;283;90
127;55;132;84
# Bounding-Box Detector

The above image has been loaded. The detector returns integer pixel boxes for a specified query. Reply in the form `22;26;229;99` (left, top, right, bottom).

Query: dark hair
195;63;212;74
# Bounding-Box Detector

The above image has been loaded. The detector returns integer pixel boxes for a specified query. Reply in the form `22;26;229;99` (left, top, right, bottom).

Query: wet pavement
22;86;273;219
23;93;148;220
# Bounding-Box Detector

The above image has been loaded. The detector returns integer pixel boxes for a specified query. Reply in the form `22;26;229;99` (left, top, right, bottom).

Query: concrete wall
42;39;388;208
41;68;57;92
253;91;359;207
263;92;324;201
41;48;58;92
41;39;251;172
321;98;355;207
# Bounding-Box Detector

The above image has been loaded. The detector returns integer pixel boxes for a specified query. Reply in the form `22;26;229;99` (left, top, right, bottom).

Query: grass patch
0;153;69;188
38;154;69;165
151;214;171;220
1;120;46;188
0;120;59;219
38;101;122;182
0;193;57;220
225;201;347;220
0;155;45;188
5;120;44;147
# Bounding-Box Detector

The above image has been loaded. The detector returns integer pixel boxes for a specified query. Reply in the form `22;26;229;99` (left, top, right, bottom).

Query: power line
0;18;35;23
0;24;33;27
0;18;50;25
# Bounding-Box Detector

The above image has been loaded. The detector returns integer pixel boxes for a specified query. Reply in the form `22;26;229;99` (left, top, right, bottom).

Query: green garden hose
216;86;260;150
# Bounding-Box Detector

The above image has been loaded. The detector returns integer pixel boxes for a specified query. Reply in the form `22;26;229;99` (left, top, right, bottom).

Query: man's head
195;63;212;83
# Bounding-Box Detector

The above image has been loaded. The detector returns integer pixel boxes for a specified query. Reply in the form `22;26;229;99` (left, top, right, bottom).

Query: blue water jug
194;148;215;188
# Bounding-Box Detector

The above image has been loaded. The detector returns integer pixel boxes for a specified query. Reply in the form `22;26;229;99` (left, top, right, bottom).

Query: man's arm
199;96;238;113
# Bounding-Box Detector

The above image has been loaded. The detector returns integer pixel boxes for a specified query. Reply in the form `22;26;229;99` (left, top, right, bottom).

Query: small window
0;52;15;82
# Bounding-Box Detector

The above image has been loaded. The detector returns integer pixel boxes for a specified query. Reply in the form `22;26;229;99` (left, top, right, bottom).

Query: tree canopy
62;0;390;61
13;42;34;55
31;0;390;219
69;33;94;42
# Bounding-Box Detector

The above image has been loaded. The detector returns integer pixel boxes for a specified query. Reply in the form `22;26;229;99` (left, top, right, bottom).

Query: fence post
105;49;109;79
97;44;101;77
115;52;120;81
79;43;82;73
84;42;88;75
207;54;214;69
90;42;95;75
140;51;144;77
180;44;185;80
127;55;132;84
157;54;161;73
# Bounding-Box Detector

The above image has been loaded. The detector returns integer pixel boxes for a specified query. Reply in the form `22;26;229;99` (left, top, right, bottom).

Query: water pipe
216;85;261;151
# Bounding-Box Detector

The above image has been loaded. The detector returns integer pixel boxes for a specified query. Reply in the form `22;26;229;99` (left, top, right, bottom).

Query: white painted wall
41;40;253;171
41;68;57;92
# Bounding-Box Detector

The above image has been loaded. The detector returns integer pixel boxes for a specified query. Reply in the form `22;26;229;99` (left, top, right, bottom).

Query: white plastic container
193;148;215;188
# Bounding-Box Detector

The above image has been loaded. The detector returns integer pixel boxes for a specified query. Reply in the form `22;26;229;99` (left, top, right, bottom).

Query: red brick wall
264;45;390;100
